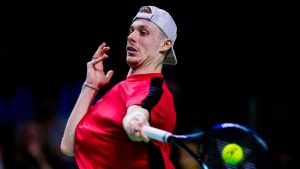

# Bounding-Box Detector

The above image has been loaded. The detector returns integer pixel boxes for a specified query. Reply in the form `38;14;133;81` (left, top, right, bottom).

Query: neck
127;64;163;77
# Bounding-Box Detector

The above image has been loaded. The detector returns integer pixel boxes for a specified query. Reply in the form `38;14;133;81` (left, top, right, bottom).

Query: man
61;5;178;169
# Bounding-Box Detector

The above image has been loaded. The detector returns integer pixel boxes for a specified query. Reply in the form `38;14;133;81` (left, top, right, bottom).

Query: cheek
137;41;150;55
137;35;161;57
141;38;160;52
139;38;151;47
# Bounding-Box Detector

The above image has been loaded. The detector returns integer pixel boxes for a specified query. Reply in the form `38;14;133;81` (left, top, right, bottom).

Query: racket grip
143;126;172;142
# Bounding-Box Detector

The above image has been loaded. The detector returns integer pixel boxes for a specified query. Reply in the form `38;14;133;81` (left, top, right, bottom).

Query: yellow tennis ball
222;143;243;165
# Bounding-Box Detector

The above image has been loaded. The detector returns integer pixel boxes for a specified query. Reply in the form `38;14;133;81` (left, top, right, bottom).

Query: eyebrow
130;24;150;30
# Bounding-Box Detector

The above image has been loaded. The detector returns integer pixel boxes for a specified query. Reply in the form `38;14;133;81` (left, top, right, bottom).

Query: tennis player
60;5;178;169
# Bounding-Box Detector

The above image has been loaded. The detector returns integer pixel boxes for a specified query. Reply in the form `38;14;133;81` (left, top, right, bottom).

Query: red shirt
75;73;176;169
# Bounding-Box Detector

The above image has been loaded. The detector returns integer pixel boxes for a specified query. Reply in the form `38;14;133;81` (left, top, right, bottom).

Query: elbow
60;140;74;156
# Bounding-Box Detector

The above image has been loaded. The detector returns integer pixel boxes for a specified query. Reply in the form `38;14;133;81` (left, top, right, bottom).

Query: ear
160;39;173;52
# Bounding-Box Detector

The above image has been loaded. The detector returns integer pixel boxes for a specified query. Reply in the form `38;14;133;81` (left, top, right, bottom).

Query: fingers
87;54;108;69
93;42;110;60
91;43;110;71
127;119;150;142
92;54;108;64
140;127;150;142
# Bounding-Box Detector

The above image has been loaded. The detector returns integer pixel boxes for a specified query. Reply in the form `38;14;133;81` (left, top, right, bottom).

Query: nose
127;31;137;43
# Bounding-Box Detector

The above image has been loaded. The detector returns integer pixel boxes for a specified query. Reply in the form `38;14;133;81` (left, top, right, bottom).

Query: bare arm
60;85;98;156
60;42;114;156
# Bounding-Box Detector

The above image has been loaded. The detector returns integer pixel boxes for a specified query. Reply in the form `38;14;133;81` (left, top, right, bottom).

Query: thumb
141;124;150;142
106;70;114;81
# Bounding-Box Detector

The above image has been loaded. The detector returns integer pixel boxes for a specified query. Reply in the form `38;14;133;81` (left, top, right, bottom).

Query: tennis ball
222;143;243;165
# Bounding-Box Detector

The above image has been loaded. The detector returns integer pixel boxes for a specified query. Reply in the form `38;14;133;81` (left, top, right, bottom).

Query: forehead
130;19;160;31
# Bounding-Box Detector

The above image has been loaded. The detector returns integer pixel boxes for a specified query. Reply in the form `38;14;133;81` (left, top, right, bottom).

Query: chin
126;58;139;68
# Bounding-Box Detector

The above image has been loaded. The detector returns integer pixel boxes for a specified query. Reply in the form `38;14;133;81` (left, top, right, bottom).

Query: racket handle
143;126;172;142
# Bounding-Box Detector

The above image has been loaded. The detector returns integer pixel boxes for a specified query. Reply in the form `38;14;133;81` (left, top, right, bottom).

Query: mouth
127;46;137;52
127;46;138;56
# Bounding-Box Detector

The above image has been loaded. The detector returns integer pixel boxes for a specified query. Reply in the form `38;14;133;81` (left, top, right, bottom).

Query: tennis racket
143;122;269;169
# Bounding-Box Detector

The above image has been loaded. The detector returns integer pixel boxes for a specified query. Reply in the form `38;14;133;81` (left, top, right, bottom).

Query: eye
140;31;147;35
139;29;149;36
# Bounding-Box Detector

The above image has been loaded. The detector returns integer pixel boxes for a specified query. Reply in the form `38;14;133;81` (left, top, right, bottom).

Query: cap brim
163;47;177;65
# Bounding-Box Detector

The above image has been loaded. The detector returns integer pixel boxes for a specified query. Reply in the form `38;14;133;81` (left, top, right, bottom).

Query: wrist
83;82;99;91
122;106;149;129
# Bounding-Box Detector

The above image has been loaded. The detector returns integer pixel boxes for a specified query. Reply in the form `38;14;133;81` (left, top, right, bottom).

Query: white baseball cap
133;6;177;65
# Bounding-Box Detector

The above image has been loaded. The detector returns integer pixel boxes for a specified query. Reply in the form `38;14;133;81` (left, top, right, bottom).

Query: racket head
199;122;269;169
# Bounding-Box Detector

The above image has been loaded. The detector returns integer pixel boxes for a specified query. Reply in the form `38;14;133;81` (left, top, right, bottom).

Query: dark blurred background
0;0;297;169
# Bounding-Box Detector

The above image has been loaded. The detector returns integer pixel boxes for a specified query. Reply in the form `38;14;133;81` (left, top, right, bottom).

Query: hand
85;42;114;89
126;115;150;142
123;106;150;142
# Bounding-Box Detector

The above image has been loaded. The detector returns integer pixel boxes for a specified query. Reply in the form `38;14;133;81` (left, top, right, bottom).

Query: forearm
60;84;98;156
